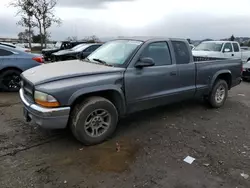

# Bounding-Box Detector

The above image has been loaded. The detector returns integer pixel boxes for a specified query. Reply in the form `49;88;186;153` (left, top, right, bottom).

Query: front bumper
19;89;70;129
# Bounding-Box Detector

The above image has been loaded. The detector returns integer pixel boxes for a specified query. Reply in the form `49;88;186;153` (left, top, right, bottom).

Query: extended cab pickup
20;37;242;145
192;41;250;63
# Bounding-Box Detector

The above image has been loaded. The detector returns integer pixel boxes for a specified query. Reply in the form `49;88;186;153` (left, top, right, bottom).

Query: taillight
32;57;44;64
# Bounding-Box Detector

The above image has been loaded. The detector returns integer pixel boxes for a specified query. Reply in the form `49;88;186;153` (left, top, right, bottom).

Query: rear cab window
232;43;240;52
171;41;190;64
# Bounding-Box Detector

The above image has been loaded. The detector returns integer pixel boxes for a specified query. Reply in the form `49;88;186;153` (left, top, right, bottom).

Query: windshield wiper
93;58;108;65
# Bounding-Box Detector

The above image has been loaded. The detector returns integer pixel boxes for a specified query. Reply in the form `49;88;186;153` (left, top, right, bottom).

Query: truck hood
22;60;125;85
192;50;221;57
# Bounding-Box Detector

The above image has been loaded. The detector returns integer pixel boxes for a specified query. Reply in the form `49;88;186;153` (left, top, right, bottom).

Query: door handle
170;71;177;76
232;54;234;56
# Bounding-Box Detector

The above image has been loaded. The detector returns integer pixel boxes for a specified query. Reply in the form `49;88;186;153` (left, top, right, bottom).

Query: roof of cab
112;36;186;42
202;41;239;43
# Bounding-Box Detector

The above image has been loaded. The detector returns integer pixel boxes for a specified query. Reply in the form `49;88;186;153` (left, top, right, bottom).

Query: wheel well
247;58;250;62
0;67;22;75
216;73;232;89
71;90;125;116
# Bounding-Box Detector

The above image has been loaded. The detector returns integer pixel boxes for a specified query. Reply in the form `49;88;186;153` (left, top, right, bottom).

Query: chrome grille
22;78;34;103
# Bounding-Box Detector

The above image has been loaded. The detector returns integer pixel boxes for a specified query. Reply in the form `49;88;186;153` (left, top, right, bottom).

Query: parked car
0;42;31;53
242;60;250;81
0;44;44;92
192;41;250;63
51;43;102;62
20;37;242;145
42;41;88;61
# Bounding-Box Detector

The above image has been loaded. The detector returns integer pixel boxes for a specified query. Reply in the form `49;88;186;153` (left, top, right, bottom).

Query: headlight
34;91;60;108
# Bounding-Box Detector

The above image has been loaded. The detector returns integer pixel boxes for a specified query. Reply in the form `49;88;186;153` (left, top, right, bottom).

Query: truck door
124;41;180;113
171;41;196;99
232;42;241;59
222;42;234;59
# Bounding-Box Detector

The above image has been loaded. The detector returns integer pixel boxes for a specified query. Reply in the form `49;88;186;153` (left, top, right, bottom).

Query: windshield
88;40;142;66
194;42;223;52
55;41;62;48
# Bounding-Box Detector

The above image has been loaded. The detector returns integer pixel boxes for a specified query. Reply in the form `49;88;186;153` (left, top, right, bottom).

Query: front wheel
208;79;228;108
0;70;22;92
70;97;118;145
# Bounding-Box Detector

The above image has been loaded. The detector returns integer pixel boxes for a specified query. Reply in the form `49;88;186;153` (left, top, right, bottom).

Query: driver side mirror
135;57;155;68
223;48;230;53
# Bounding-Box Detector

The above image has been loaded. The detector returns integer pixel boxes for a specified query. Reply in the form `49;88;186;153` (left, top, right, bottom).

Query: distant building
0;37;19;43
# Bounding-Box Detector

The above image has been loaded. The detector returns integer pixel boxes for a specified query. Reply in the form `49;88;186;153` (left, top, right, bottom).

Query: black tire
0;69;22;92
208;79;228;108
70;96;118;145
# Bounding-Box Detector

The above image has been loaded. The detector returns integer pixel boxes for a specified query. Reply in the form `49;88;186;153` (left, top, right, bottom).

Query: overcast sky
1;0;250;40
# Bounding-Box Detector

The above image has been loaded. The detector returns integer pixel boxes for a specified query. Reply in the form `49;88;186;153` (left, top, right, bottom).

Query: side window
171;41;190;64
0;49;13;56
140;42;172;66
232;43;239;52
223;43;233;52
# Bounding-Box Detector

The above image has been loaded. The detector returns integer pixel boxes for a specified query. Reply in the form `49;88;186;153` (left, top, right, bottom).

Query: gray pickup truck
19;37;242;145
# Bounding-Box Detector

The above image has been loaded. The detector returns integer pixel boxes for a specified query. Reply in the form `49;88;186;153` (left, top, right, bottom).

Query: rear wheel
0;70;22;92
70;97;118;145
208;79;228;108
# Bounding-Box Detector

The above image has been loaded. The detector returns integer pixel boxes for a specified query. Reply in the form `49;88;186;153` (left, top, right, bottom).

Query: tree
32;34;45;43
230;35;235;41
11;0;61;48
83;35;101;43
32;0;61;48
18;29;34;43
66;36;78;41
11;0;37;48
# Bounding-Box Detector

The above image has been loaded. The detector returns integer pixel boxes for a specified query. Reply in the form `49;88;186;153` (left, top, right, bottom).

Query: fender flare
209;70;232;89
68;84;126;114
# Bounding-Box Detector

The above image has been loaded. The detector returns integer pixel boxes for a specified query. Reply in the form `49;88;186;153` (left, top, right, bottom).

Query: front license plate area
23;107;31;122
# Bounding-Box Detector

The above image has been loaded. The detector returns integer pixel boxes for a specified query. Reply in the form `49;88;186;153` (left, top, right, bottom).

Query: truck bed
194;57;242;96
193;56;227;62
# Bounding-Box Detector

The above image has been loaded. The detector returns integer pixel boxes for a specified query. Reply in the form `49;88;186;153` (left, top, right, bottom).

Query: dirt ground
0;82;250;188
